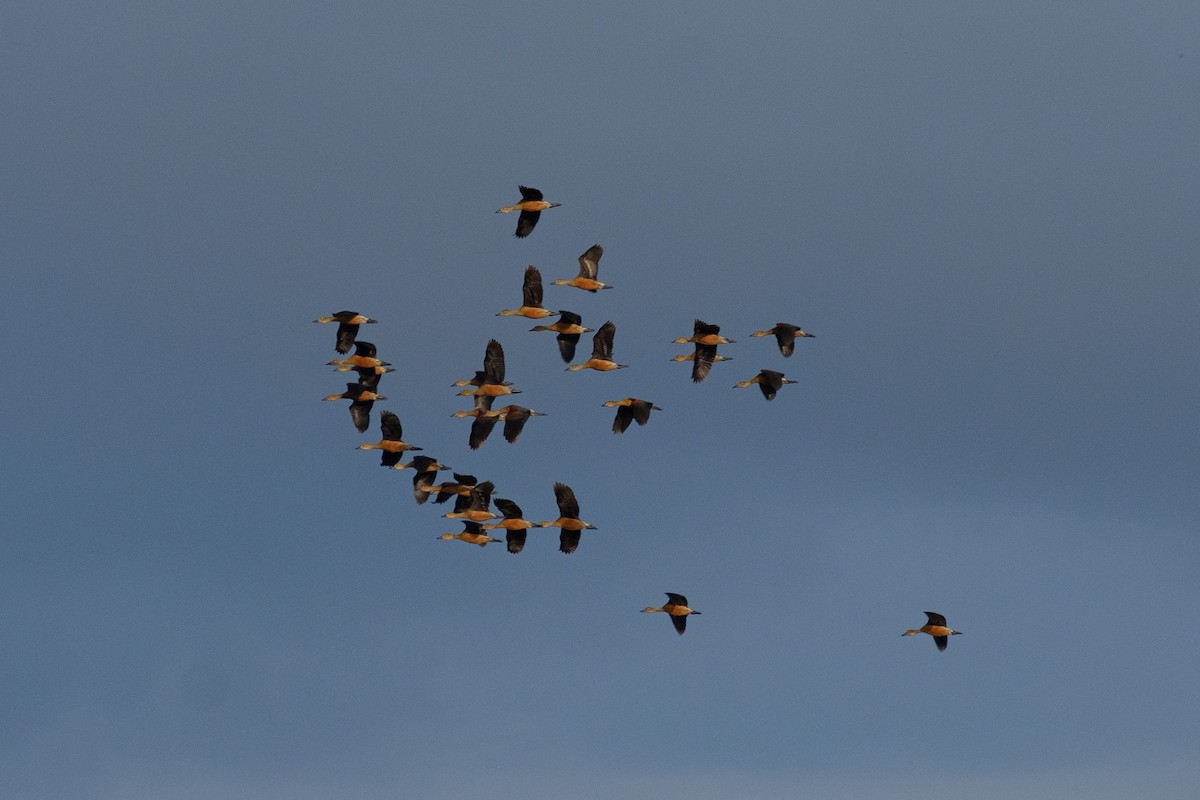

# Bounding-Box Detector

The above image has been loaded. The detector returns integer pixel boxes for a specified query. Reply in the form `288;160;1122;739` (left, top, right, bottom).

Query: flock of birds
313;186;963;646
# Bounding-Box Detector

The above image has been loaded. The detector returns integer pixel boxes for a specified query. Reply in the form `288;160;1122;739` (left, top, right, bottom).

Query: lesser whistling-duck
314;310;376;354
452;404;501;450
496;185;560;238
497;265;559;320
394;455;450;504
333;363;394;379
531;310;592;363
642;593;701;636
348;365;387;393
444;480;496;521
356;410;422;467
673;321;734;383
673;319;735;346
690;343;721;383
670;352;733;365
496;405;546;444
567;321;626;372
602;398;662;434
438;521;502;547
424;472;477;505
323;382;386;433
552;244;612;292
751;322;815;357
902;611;963;652
458;339;520;397
537;482;597;554
328;340;390;370
733;369;796;401
482;498;540;555
451;370;513;389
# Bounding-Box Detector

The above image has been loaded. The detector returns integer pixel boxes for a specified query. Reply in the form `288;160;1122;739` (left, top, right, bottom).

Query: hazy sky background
3;2;1198;798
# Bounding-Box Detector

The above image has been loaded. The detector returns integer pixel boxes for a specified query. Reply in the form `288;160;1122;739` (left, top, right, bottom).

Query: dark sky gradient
3;3;1198;798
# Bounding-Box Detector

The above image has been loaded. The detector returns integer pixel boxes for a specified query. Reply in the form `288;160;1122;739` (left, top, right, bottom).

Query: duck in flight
394;455;450;505
733;369;796;401
902;611;963;652
642;593;702;635
482;498;540;555
496;185;560;238
357;410;421;467
497;265;559;320
602;398;662;434
497;404;546;444
552;244;612;292
537;483;597;554
444;480;496;522
567;321;626;372
438;521;502;548
452;393;501;450
314;310;376;354
424;472;477;506
531;311;592;363
328;340;390;370
323;382;386;433
458;339;520;398
750;322;815;357
673;320;734;383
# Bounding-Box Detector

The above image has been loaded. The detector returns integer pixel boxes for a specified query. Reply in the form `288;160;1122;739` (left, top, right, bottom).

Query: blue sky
3;2;1198;798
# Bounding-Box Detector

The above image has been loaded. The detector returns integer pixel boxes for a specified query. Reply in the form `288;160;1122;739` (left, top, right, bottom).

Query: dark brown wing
775;324;798;357
613;405;635;434
450;491;472;514
924;611;949;627
493;498;523;519
506;529;527;554
518;185;543;202
408;455;438;473
483;339;506;384
934;635;949;651
353;367;383;391
758;370;784;401
577;244;603;279
502;408;530;443
412;470;435;504
633;400;656;426
349;399;373;433
671;615;687;635
352;340;378;358
557;332;580;363
665;593;689;606
515;210;540;238
335;322;358;354
522;265;544;308
378;410;402;441
468;416;498;450
694;319;720;337
553;483;580;518
472;481;495;508
692;344;716;383
559;529;581;554
434;474;475;505
380;450;402;468
592;321;616;360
